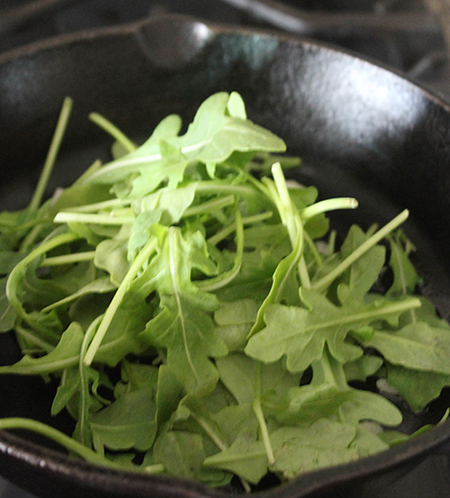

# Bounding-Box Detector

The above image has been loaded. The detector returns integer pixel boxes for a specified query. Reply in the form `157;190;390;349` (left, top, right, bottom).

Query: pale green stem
83;236;158;366
89;113;136;153
366;223;379;238
197;209;244;291
184;195;235;217
190;413;228;451
64;198;129;213
262;177;286;227
225;163;273;200
29;97;73;212
312;210;410;291
0;418;109;466
271;163;297;241
111;208;134;217
19;224;46;253
327;230;337;256
78;316;102;446
271;163;310;288
207;211;273;246
54;212;134;225
304;231;323;268
15;325;55;353
195;182;258;198
252;363;275;466
41;251;96;267
301;197;358;220
143;464;166;474
298;254;311;289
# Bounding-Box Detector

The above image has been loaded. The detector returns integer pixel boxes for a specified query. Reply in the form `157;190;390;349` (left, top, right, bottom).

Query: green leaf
214;299;259;351
85;114;183;185
0;277;16;332
270;419;358;479
203;428;268;484
248;226;303;337
387;365;450;412
387;232;421;297
213;404;257;446
349;424;389;458
0;322;84;375
43;276;116;313
170;92;286;164
246;284;403;372
94;238;130;285
90;387;157;452
339;225;386;300
153;428;205;479
338;389;402;426
360;321;450;375
0;251;24;275
155;365;184;427
344;355;384;382
138;228;226;393
143;295;225;395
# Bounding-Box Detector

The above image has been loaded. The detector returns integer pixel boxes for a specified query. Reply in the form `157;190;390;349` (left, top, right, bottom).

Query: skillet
1;13;450;498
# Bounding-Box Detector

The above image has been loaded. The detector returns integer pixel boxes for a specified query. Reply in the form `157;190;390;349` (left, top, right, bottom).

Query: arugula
0;92;448;492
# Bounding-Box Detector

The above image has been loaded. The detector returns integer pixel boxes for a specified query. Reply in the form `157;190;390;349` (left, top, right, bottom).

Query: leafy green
0;91;448;491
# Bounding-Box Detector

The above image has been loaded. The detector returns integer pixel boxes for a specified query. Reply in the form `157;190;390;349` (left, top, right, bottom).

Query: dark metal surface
1;13;450;498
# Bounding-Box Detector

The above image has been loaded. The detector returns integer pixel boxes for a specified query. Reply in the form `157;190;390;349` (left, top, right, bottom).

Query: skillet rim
0;12;450;498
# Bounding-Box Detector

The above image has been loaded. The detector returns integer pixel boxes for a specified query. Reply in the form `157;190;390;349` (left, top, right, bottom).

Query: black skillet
1;13;450;498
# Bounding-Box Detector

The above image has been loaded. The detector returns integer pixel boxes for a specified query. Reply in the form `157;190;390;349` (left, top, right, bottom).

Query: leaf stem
184;195;235;218
7;231;80;325
197;209;244;291
83;236;158;366
143;464;165;474
29;97;73;212
207;211;273;246
41;251;96;267
301;198;358;220
0;417;109;466
312;210;410;291
14;325;55;354
77;316;101;446
64;198;129;213
271;163;310;288
89;113;136;153
304;231;323;268
252;363;275;466
190;412;227;451
54;213;134;225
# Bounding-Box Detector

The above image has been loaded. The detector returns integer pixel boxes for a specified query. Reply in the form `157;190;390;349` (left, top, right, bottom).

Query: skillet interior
1;14;450;498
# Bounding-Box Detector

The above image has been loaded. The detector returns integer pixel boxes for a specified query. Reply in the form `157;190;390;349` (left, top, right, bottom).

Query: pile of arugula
0;92;449;492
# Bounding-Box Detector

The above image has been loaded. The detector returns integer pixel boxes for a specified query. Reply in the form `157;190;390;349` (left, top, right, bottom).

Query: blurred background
1;1;450;497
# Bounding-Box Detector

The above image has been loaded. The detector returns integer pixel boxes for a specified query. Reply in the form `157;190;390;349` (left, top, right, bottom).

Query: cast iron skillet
1;13;450;498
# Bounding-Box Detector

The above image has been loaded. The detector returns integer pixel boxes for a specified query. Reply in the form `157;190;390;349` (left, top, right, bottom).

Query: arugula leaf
0;321;83;375
270;419;357;480
360;321;450;375
90;387;157;452
138;227;226;394
203;428;268;484
339;225;386;300
0;277;16;332
387;365;450;412
152;428;205;479
0;91;446;489
246;283;408;373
